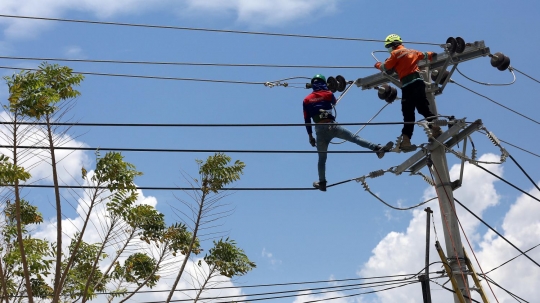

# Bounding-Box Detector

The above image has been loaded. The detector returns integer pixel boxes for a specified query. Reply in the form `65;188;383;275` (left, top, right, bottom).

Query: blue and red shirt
303;83;336;134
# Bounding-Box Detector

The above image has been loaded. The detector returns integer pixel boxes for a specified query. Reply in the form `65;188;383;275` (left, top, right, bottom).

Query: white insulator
424;176;435;186
369;169;385;178
360;179;370;191
487;131;501;146
432;119;448;127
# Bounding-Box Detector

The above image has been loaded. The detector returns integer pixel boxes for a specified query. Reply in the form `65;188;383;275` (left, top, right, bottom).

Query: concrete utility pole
355;40;491;303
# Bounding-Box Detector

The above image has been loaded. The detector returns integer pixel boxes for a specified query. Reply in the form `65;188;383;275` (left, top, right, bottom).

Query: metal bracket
401;119;483;175
355;40;490;90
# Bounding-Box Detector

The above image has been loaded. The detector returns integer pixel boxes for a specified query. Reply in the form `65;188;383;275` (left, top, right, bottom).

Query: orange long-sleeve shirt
378;45;434;81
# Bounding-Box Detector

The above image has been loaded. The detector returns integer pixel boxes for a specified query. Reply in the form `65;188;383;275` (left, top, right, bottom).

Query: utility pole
355;39;491;303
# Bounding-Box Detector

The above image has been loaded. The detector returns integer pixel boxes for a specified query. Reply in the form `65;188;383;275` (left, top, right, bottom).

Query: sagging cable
355;168;437;210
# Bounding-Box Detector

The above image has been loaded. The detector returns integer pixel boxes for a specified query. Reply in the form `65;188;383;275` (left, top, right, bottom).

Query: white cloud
0;111;91;186
0;0;340;39
262;247;282;267
64;46;85;58
357;153;540;303
182;0;338;27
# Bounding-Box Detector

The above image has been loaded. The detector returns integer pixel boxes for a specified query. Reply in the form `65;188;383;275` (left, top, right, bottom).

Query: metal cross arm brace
355;41;491;90
394;119;483;175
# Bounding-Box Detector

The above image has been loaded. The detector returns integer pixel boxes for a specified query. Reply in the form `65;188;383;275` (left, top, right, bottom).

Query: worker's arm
303;102;316;147
375;55;396;72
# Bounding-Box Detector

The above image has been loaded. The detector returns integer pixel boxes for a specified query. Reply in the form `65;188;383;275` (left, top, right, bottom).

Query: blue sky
1;1;539;302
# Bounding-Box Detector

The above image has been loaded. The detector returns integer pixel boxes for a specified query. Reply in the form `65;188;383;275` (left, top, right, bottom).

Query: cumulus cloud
0;111;91;186
0;0;340;39
357;153;540;303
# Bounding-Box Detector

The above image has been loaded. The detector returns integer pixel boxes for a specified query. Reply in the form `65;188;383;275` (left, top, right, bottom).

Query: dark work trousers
401;80;435;139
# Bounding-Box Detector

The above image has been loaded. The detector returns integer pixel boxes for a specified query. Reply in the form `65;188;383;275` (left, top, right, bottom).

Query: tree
165;153;246;303
5;62;84;303
1;64;254;302
193;238;256;302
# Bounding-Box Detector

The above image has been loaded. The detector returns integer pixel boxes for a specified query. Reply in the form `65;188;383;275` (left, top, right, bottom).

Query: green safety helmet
385;34;402;48
311;74;326;84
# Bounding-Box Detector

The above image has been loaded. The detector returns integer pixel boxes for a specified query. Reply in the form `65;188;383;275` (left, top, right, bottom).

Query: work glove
309;136;316;147
428;52;437;61
374;62;382;69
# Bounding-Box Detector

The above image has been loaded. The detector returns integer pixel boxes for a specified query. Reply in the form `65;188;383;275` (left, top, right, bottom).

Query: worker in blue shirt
304;74;393;192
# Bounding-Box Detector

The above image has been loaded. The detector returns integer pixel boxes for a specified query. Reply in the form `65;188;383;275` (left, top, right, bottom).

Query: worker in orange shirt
374;34;442;151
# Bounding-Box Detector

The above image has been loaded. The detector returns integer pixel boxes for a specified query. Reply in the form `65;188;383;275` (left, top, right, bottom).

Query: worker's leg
411;81;436;121
332;125;378;150
401;85;416;139
315;125;332;182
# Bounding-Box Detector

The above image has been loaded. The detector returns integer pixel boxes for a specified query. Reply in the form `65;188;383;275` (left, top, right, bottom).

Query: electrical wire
485;243;540;275
452;80;540;125
512;67;540;85
454;198;540;269
481;275;530;303
0;65;265;85
477;130;540;158
0;14;439;45
429;279;481;303
0;55;372;69
507;153;540;194
92;272;435;296
0;145;388;154
456;66;516;86
474;164;540;203
7;183;347;191
0;121;419;127
143;279;417;303
331;102;391;145
207;281;420;303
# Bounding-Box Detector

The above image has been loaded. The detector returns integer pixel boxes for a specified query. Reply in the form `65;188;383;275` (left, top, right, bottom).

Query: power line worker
374;34;442;151
304;74;393;192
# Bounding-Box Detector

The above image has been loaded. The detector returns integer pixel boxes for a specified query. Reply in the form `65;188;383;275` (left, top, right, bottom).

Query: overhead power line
141;279;416;303
93;272;434;295
0;66;265;85
512;67;540;84
474;164;540;203
452;81;540;125
485;243;540;275
9;183;341;191
454;198;540;269
0;14;439;45
0;56;371;69
0;121;412;127
0;145;385;154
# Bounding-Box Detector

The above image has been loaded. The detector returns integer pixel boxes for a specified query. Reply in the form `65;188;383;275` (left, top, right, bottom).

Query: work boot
399;135;416;152
431;125;443;138
313;181;327;192
375;141;394;159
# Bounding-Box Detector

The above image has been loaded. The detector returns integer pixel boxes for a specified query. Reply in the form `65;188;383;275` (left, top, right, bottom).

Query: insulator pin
431;69;450;84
